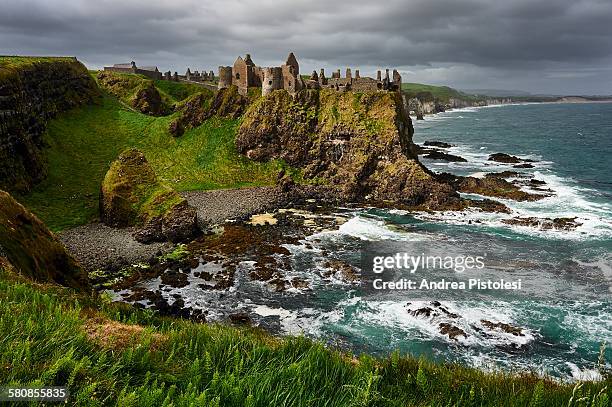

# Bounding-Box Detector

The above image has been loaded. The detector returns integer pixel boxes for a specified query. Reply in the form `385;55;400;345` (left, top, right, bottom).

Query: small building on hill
103;61;162;80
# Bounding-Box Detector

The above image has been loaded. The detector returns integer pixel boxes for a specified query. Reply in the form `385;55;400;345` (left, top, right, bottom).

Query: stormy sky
1;0;611;95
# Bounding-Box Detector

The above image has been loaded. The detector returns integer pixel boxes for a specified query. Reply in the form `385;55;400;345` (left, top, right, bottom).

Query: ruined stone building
306;67;402;92
218;53;302;96
218;53;401;96
103;61;162;80
183;68;215;82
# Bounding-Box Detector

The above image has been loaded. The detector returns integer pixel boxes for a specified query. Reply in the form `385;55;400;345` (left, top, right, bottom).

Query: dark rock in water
416;112;424;120
291;277;310;289
0;190;90;290
439;323;468;340
161;269;189;288
438;173;546;202
423;151;467;162
502;217;581;231
481;320;524;336
409;307;435;318
485;171;521;179
100;148;200;243
529;179;547;185
513;163;535;169
488;153;522;163
424;141;453;148
229;312;252;325
323;259;360;282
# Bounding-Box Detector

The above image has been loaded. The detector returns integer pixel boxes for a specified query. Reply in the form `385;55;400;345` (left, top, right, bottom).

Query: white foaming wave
323;215;430;242
413;167;612;239
566;363;604;382
500;172;612;238
337;298;537;348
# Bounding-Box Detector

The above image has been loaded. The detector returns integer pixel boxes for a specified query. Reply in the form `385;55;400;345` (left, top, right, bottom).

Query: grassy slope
401;82;480;102
153;79;204;104
18;94;282;231
1;270;608;406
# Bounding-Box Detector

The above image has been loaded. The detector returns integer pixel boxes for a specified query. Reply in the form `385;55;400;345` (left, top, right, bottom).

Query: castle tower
319;68;327;85
218;66;233;89
262;67;283;96
377;70;381;81
393;69;401;88
355;69;360;79
346;68;352;80
232;56;248;94
281;52;301;94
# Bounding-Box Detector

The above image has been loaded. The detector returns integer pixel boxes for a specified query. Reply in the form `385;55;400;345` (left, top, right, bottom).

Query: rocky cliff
0;57;99;193
236;89;461;210
0;190;89;290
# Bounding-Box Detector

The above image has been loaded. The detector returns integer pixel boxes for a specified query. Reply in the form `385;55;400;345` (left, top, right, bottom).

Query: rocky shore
60;186;288;271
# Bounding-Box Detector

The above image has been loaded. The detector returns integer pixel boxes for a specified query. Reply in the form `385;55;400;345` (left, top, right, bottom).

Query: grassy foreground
18;93;283;231
0;269;609;406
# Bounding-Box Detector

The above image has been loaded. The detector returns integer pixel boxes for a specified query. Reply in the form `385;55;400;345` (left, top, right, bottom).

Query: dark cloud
1;0;611;94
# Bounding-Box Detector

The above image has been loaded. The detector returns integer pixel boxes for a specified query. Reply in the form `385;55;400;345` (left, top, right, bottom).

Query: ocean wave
321;214;430;242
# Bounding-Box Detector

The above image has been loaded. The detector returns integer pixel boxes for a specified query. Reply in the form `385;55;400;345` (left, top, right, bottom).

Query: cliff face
0;57;99;193
0;189;89;290
237;89;460;209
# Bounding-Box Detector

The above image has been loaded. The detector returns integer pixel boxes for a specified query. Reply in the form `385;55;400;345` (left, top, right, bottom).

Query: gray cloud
1;0;611;94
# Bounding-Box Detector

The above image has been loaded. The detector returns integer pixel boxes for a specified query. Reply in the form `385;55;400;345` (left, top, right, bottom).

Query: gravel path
60;187;283;271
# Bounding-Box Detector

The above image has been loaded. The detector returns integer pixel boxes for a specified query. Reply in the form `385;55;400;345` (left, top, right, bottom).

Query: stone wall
0;58;99;192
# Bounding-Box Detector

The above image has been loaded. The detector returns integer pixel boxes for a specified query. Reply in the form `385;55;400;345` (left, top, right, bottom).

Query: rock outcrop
439;173;546;202
169;86;251;137
0;190;89;290
97;71;168;116
0;57;99;193
236;89;462;210
100;149;199;243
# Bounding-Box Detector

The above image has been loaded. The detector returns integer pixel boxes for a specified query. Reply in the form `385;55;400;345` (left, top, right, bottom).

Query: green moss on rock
0;190;89;290
100;148;199;242
96;71;169;116
237;89;461;209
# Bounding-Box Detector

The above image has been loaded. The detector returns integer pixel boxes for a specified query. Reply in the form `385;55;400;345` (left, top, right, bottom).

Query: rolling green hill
401;82;481;102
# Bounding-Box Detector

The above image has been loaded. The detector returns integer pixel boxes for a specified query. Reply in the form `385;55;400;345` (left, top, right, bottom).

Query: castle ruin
104;61;162;80
218;53;401;96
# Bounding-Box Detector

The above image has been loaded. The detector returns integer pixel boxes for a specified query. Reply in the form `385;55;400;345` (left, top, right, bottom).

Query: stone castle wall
220;53;401;96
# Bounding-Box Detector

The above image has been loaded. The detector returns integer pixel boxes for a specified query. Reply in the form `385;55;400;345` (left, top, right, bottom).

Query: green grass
401;82;480;103
153;80;207;104
0;270;609;406
18;95;283;231
0;56;76;69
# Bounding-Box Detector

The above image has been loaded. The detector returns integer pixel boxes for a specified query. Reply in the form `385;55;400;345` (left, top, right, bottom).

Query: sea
119;102;612;382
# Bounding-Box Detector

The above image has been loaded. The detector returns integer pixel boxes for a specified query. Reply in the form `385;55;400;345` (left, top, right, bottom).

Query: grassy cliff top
0;56;77;69
402;82;480;102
